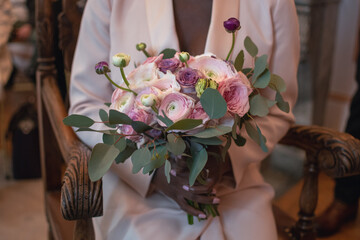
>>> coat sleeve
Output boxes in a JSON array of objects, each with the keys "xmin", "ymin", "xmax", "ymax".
[
  {"xmin": 69, "ymin": 0, "xmax": 153, "ymax": 198},
  {"xmin": 228, "ymin": 0, "xmax": 300, "ymax": 187}
]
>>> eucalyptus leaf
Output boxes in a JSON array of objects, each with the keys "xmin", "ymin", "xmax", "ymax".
[
  {"xmin": 234, "ymin": 50, "xmax": 244, "ymax": 72},
  {"xmin": 164, "ymin": 159, "xmax": 171, "ymax": 183},
  {"xmin": 166, "ymin": 119, "xmax": 202, "ymax": 132},
  {"xmin": 232, "ymin": 114, "xmax": 240, "ymax": 139},
  {"xmin": 253, "ymin": 55, "xmax": 268, "ymax": 81},
  {"xmin": 244, "ymin": 36, "xmax": 258, "ymax": 57},
  {"xmin": 103, "ymin": 133, "xmax": 115, "ymax": 145},
  {"xmin": 193, "ymin": 125, "xmax": 232, "ymax": 138},
  {"xmin": 234, "ymin": 134, "xmax": 246, "ymax": 146},
  {"xmin": 242, "ymin": 68, "xmax": 253, "ymax": 76},
  {"xmin": 189, "ymin": 142, "xmax": 208, "ymax": 186},
  {"xmin": 63, "ymin": 114, "xmax": 95, "ymax": 128},
  {"xmin": 190, "ymin": 137, "xmax": 223, "ymax": 145},
  {"xmin": 256, "ymin": 125, "xmax": 268, "ymax": 152},
  {"xmin": 104, "ymin": 102, "xmax": 111, "ymax": 107},
  {"xmin": 249, "ymin": 94, "xmax": 270, "ymax": 117},
  {"xmin": 200, "ymin": 88, "xmax": 227, "ymax": 119},
  {"xmin": 115, "ymin": 140, "xmax": 137, "ymax": 164},
  {"xmin": 114, "ymin": 137, "xmax": 127, "ymax": 152},
  {"xmin": 99, "ymin": 109, "xmax": 116, "ymax": 128},
  {"xmin": 276, "ymin": 92, "xmax": 290, "ymax": 113},
  {"xmin": 109, "ymin": 110, "xmax": 132, "ymax": 125},
  {"xmin": 244, "ymin": 120, "xmax": 268, "ymax": 152},
  {"xmin": 157, "ymin": 111, "xmax": 174, "ymax": 127},
  {"xmin": 147, "ymin": 139, "xmax": 167, "ymax": 149},
  {"xmin": 160, "ymin": 48, "xmax": 177, "ymax": 59},
  {"xmin": 253, "ymin": 69, "xmax": 271, "ymax": 89},
  {"xmin": 131, "ymin": 148, "xmax": 152, "ymax": 174},
  {"xmin": 269, "ymin": 74, "xmax": 286, "ymax": 92},
  {"xmin": 88, "ymin": 143, "xmax": 120, "ymax": 181},
  {"xmin": 143, "ymin": 145, "xmax": 167, "ymax": 174},
  {"xmin": 166, "ymin": 134, "xmax": 186, "ymax": 155},
  {"xmin": 131, "ymin": 121, "xmax": 152, "ymax": 133},
  {"xmin": 76, "ymin": 128, "xmax": 117, "ymax": 135}
]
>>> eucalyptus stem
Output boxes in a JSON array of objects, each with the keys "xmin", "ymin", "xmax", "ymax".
[{"xmin": 225, "ymin": 32, "xmax": 236, "ymax": 61}]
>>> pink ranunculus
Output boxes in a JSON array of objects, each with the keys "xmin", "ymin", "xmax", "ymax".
[
  {"xmin": 157, "ymin": 93, "xmax": 195, "ymax": 126},
  {"xmin": 188, "ymin": 54, "xmax": 236, "ymax": 83},
  {"xmin": 188, "ymin": 101, "xmax": 210, "ymax": 124},
  {"xmin": 135, "ymin": 87, "xmax": 162, "ymax": 112},
  {"xmin": 151, "ymin": 71, "xmax": 181, "ymax": 95},
  {"xmin": 218, "ymin": 73, "xmax": 253, "ymax": 117},
  {"xmin": 110, "ymin": 88, "xmax": 135, "ymax": 115},
  {"xmin": 143, "ymin": 54, "xmax": 164, "ymax": 64},
  {"xmin": 127, "ymin": 62, "xmax": 158, "ymax": 92},
  {"xmin": 120, "ymin": 107, "xmax": 153, "ymax": 142}
]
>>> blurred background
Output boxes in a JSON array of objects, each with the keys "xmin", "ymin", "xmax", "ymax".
[{"xmin": 0, "ymin": 0, "xmax": 359, "ymax": 239}]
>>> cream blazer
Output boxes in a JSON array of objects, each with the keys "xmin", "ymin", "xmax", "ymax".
[{"xmin": 70, "ymin": 0, "xmax": 299, "ymax": 239}]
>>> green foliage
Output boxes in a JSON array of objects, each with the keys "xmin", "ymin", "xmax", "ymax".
[
  {"xmin": 76, "ymin": 128, "xmax": 117, "ymax": 135},
  {"xmin": 132, "ymin": 121, "xmax": 152, "ymax": 133},
  {"xmin": 253, "ymin": 55, "xmax": 268, "ymax": 81},
  {"xmin": 190, "ymin": 137, "xmax": 223, "ymax": 145},
  {"xmin": 166, "ymin": 134, "xmax": 186, "ymax": 155},
  {"xmin": 63, "ymin": 114, "xmax": 95, "ymax": 128},
  {"xmin": 109, "ymin": 110, "xmax": 132, "ymax": 125},
  {"xmin": 189, "ymin": 142, "xmax": 208, "ymax": 186},
  {"xmin": 88, "ymin": 143, "xmax": 120, "ymax": 181},
  {"xmin": 269, "ymin": 74, "xmax": 286, "ymax": 92},
  {"xmin": 157, "ymin": 111, "xmax": 174, "ymax": 127},
  {"xmin": 164, "ymin": 159, "xmax": 171, "ymax": 183},
  {"xmin": 143, "ymin": 145, "xmax": 167, "ymax": 174},
  {"xmin": 193, "ymin": 125, "xmax": 232, "ymax": 138},
  {"xmin": 160, "ymin": 48, "xmax": 177, "ymax": 59},
  {"xmin": 99, "ymin": 109, "xmax": 116, "ymax": 128},
  {"xmin": 166, "ymin": 119, "xmax": 202, "ymax": 132},
  {"xmin": 234, "ymin": 50, "xmax": 244, "ymax": 72},
  {"xmin": 244, "ymin": 120, "xmax": 268, "ymax": 152},
  {"xmin": 200, "ymin": 88, "xmax": 227, "ymax": 119},
  {"xmin": 114, "ymin": 137, "xmax": 127, "ymax": 152},
  {"xmin": 131, "ymin": 148, "xmax": 152, "ymax": 174},
  {"xmin": 276, "ymin": 92, "xmax": 290, "ymax": 113},
  {"xmin": 244, "ymin": 37, "xmax": 258, "ymax": 57},
  {"xmin": 253, "ymin": 69, "xmax": 271, "ymax": 89},
  {"xmin": 103, "ymin": 133, "xmax": 115, "ymax": 145},
  {"xmin": 249, "ymin": 94, "xmax": 270, "ymax": 117},
  {"xmin": 115, "ymin": 140, "xmax": 137, "ymax": 164}
]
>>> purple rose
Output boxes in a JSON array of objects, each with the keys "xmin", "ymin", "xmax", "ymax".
[
  {"xmin": 176, "ymin": 68, "xmax": 203, "ymax": 87},
  {"xmin": 223, "ymin": 17, "xmax": 241, "ymax": 33},
  {"xmin": 158, "ymin": 58, "xmax": 181, "ymax": 73}
]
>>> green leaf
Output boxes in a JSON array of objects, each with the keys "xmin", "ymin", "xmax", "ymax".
[
  {"xmin": 249, "ymin": 94, "xmax": 270, "ymax": 117},
  {"xmin": 164, "ymin": 160, "xmax": 171, "ymax": 183},
  {"xmin": 193, "ymin": 125, "xmax": 232, "ymax": 138},
  {"xmin": 234, "ymin": 50, "xmax": 244, "ymax": 72},
  {"xmin": 166, "ymin": 134, "xmax": 186, "ymax": 155},
  {"xmin": 242, "ymin": 68, "xmax": 253, "ymax": 76},
  {"xmin": 244, "ymin": 36, "xmax": 258, "ymax": 57},
  {"xmin": 63, "ymin": 114, "xmax": 95, "ymax": 128},
  {"xmin": 103, "ymin": 133, "xmax": 115, "ymax": 145},
  {"xmin": 131, "ymin": 148, "xmax": 152, "ymax": 174},
  {"xmin": 232, "ymin": 114, "xmax": 240, "ymax": 139},
  {"xmin": 253, "ymin": 69, "xmax": 271, "ymax": 89},
  {"xmin": 244, "ymin": 120, "xmax": 268, "ymax": 152},
  {"xmin": 99, "ymin": 109, "xmax": 116, "ymax": 128},
  {"xmin": 190, "ymin": 137, "xmax": 223, "ymax": 145},
  {"xmin": 131, "ymin": 121, "xmax": 152, "ymax": 133},
  {"xmin": 234, "ymin": 134, "xmax": 246, "ymax": 146},
  {"xmin": 276, "ymin": 92, "xmax": 290, "ymax": 113},
  {"xmin": 189, "ymin": 142, "xmax": 208, "ymax": 186},
  {"xmin": 76, "ymin": 128, "xmax": 117, "ymax": 135},
  {"xmin": 159, "ymin": 48, "xmax": 177, "ymax": 59},
  {"xmin": 253, "ymin": 55, "xmax": 268, "ymax": 81},
  {"xmin": 166, "ymin": 119, "xmax": 202, "ymax": 132},
  {"xmin": 88, "ymin": 143, "xmax": 120, "ymax": 181},
  {"xmin": 143, "ymin": 145, "xmax": 167, "ymax": 174},
  {"xmin": 269, "ymin": 74, "xmax": 286, "ymax": 92},
  {"xmin": 104, "ymin": 102, "xmax": 111, "ymax": 107},
  {"xmin": 200, "ymin": 88, "xmax": 227, "ymax": 119},
  {"xmin": 114, "ymin": 137, "xmax": 127, "ymax": 152},
  {"xmin": 147, "ymin": 139, "xmax": 167, "ymax": 149},
  {"xmin": 115, "ymin": 140, "xmax": 137, "ymax": 164},
  {"xmin": 157, "ymin": 111, "xmax": 174, "ymax": 127},
  {"xmin": 109, "ymin": 110, "xmax": 132, "ymax": 125}
]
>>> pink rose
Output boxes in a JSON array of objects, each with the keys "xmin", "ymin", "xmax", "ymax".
[
  {"xmin": 218, "ymin": 73, "xmax": 253, "ymax": 117},
  {"xmin": 157, "ymin": 93, "xmax": 195, "ymax": 126},
  {"xmin": 120, "ymin": 107, "xmax": 153, "ymax": 142},
  {"xmin": 188, "ymin": 54, "xmax": 236, "ymax": 83}
]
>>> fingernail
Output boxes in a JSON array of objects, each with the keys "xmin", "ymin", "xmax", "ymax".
[
  {"xmin": 182, "ymin": 185, "xmax": 190, "ymax": 191},
  {"xmin": 213, "ymin": 197, "xmax": 220, "ymax": 204},
  {"xmin": 198, "ymin": 213, "xmax": 207, "ymax": 219},
  {"xmin": 211, "ymin": 188, "xmax": 217, "ymax": 194},
  {"xmin": 170, "ymin": 169, "xmax": 176, "ymax": 176}
]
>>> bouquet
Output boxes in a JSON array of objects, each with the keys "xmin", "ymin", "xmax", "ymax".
[{"xmin": 64, "ymin": 17, "xmax": 289, "ymax": 224}]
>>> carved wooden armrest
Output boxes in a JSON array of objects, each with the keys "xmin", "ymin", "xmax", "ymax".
[
  {"xmin": 40, "ymin": 76, "xmax": 103, "ymax": 220},
  {"xmin": 280, "ymin": 124, "xmax": 360, "ymax": 177}
]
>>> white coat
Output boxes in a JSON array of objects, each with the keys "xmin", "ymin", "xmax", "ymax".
[{"xmin": 69, "ymin": 0, "xmax": 300, "ymax": 239}]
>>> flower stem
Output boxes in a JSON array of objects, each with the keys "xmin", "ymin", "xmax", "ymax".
[
  {"xmin": 184, "ymin": 62, "xmax": 189, "ymax": 68},
  {"xmin": 225, "ymin": 32, "xmax": 236, "ymax": 61},
  {"xmin": 104, "ymin": 72, "xmax": 132, "ymax": 92},
  {"xmin": 120, "ymin": 66, "xmax": 130, "ymax": 88},
  {"xmin": 142, "ymin": 49, "xmax": 151, "ymax": 58}
]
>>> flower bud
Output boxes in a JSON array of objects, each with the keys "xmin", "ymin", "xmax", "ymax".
[
  {"xmin": 178, "ymin": 52, "xmax": 190, "ymax": 63},
  {"xmin": 136, "ymin": 42, "xmax": 147, "ymax": 51},
  {"xmin": 195, "ymin": 78, "xmax": 218, "ymax": 97},
  {"xmin": 141, "ymin": 93, "xmax": 157, "ymax": 107},
  {"xmin": 223, "ymin": 17, "xmax": 241, "ymax": 33},
  {"xmin": 95, "ymin": 61, "xmax": 111, "ymax": 75},
  {"xmin": 112, "ymin": 53, "xmax": 131, "ymax": 67}
]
